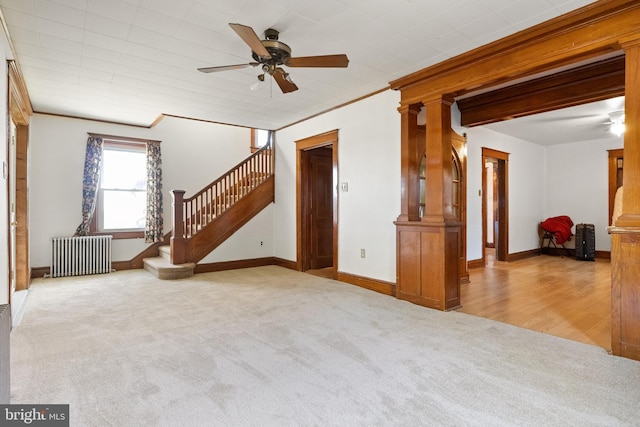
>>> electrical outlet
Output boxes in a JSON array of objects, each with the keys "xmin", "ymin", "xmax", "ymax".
[
  {"xmin": 360, "ymin": 249, "xmax": 365, "ymax": 258},
  {"xmin": 260, "ymin": 241, "xmax": 263, "ymax": 246}
]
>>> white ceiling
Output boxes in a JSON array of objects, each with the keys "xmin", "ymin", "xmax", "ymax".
[
  {"xmin": 483, "ymin": 96, "xmax": 626, "ymax": 145},
  {"xmin": 0, "ymin": 0, "xmax": 613, "ymax": 141}
]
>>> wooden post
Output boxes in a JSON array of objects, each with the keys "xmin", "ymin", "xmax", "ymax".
[
  {"xmin": 171, "ymin": 190, "xmax": 186, "ymax": 265},
  {"xmin": 609, "ymin": 39, "xmax": 640, "ymax": 360},
  {"xmin": 423, "ymin": 95, "xmax": 455, "ymax": 224}
]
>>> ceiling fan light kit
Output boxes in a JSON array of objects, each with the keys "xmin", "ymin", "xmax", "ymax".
[
  {"xmin": 198, "ymin": 23, "xmax": 349, "ymax": 94},
  {"xmin": 609, "ymin": 111, "xmax": 625, "ymax": 136}
]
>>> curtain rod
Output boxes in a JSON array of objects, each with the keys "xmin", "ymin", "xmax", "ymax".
[{"xmin": 87, "ymin": 132, "xmax": 161, "ymax": 144}]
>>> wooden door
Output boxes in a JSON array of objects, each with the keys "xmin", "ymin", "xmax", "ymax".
[
  {"xmin": 296, "ymin": 130, "xmax": 339, "ymax": 275},
  {"xmin": 482, "ymin": 148, "xmax": 509, "ymax": 263},
  {"xmin": 309, "ymin": 147, "xmax": 333, "ymax": 269}
]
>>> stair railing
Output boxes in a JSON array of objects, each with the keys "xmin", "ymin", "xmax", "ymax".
[{"xmin": 170, "ymin": 136, "xmax": 274, "ymax": 264}]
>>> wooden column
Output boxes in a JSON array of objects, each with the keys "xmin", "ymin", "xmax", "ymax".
[
  {"xmin": 423, "ymin": 95, "xmax": 456, "ymax": 224},
  {"xmin": 617, "ymin": 40, "xmax": 640, "ymax": 228},
  {"xmin": 395, "ymin": 96, "xmax": 461, "ymax": 311},
  {"xmin": 397, "ymin": 104, "xmax": 421, "ymax": 222},
  {"xmin": 610, "ymin": 39, "xmax": 640, "ymax": 360}
]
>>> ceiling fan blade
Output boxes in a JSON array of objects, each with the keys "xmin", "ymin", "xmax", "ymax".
[
  {"xmin": 272, "ymin": 68, "xmax": 298, "ymax": 93},
  {"xmin": 229, "ymin": 23, "xmax": 271, "ymax": 59},
  {"xmin": 286, "ymin": 54, "xmax": 349, "ymax": 68},
  {"xmin": 198, "ymin": 63, "xmax": 259, "ymax": 73}
]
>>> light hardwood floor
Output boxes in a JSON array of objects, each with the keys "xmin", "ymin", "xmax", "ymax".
[{"xmin": 458, "ymin": 249, "xmax": 611, "ymax": 352}]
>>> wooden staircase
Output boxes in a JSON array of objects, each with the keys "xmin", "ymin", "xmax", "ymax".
[{"xmin": 143, "ymin": 139, "xmax": 274, "ymax": 279}]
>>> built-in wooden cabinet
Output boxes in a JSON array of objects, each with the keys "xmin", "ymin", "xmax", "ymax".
[
  {"xmin": 414, "ymin": 128, "xmax": 468, "ymax": 285},
  {"xmin": 395, "ymin": 111, "xmax": 466, "ymax": 310}
]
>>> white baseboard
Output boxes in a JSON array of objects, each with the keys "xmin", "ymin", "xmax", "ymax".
[{"xmin": 11, "ymin": 290, "xmax": 29, "ymax": 327}]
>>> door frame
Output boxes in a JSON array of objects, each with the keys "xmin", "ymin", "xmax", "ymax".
[
  {"xmin": 482, "ymin": 147, "xmax": 509, "ymax": 263},
  {"xmin": 296, "ymin": 130, "xmax": 339, "ymax": 277}
]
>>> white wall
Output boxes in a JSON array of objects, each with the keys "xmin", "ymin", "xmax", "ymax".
[
  {"xmin": 27, "ymin": 89, "xmax": 619, "ymax": 283},
  {"xmin": 453, "ymin": 105, "xmax": 546, "ymax": 261},
  {"xmin": 29, "ymin": 114, "xmax": 274, "ymax": 267},
  {"xmin": 544, "ymin": 137, "xmax": 622, "ymax": 252},
  {"xmin": 274, "ymin": 90, "xmax": 401, "ymax": 283},
  {"xmin": 0, "ymin": 37, "xmax": 10, "ymax": 304}
]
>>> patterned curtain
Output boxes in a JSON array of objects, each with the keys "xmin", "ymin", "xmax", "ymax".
[
  {"xmin": 74, "ymin": 137, "xmax": 103, "ymax": 236},
  {"xmin": 145, "ymin": 141, "xmax": 163, "ymax": 243}
]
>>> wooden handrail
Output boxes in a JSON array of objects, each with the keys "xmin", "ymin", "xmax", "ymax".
[{"xmin": 170, "ymin": 136, "xmax": 275, "ymax": 264}]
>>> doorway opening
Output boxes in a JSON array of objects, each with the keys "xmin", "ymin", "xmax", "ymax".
[
  {"xmin": 296, "ymin": 130, "xmax": 338, "ymax": 278},
  {"xmin": 482, "ymin": 148, "xmax": 509, "ymax": 264}
]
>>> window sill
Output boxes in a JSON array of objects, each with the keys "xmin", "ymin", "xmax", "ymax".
[{"xmin": 89, "ymin": 231, "xmax": 144, "ymax": 240}]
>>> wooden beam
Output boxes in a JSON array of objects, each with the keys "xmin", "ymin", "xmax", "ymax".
[{"xmin": 458, "ymin": 55, "xmax": 625, "ymax": 127}]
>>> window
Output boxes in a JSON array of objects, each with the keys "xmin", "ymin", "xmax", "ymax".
[
  {"xmin": 91, "ymin": 141, "xmax": 147, "ymax": 238},
  {"xmin": 250, "ymin": 128, "xmax": 270, "ymax": 152}
]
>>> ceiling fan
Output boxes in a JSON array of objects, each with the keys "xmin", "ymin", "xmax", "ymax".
[
  {"xmin": 604, "ymin": 110, "xmax": 625, "ymax": 136},
  {"xmin": 584, "ymin": 110, "xmax": 626, "ymax": 135},
  {"xmin": 198, "ymin": 23, "xmax": 349, "ymax": 93}
]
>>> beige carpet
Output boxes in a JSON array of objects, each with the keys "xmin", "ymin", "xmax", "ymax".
[{"xmin": 10, "ymin": 266, "xmax": 640, "ymax": 426}]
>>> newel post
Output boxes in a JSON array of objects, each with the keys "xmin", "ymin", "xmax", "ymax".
[{"xmin": 171, "ymin": 190, "xmax": 186, "ymax": 264}]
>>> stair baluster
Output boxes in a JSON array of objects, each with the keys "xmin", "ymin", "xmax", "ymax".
[{"xmin": 170, "ymin": 139, "xmax": 274, "ymax": 265}]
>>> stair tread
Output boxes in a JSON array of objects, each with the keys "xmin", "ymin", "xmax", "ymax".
[
  {"xmin": 143, "ymin": 256, "xmax": 195, "ymax": 270},
  {"xmin": 143, "ymin": 256, "xmax": 196, "ymax": 280}
]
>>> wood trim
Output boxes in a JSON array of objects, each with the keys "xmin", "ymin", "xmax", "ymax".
[
  {"xmin": 272, "ymin": 257, "xmax": 298, "ymax": 270},
  {"xmin": 507, "ymin": 249, "xmax": 542, "ymax": 262},
  {"xmin": 8, "ymin": 61, "xmax": 33, "ymax": 292},
  {"xmin": 87, "ymin": 133, "xmax": 161, "ymax": 144},
  {"xmin": 458, "ymin": 55, "xmax": 626, "ymax": 127},
  {"xmin": 8, "ymin": 61, "xmax": 32, "ymax": 126},
  {"xmin": 482, "ymin": 148, "xmax": 509, "ymax": 264},
  {"xmin": 89, "ymin": 139, "xmax": 148, "ymax": 238},
  {"xmin": 467, "ymin": 258, "xmax": 484, "ymax": 269},
  {"xmin": 539, "ymin": 245, "xmax": 613, "ymax": 259},
  {"xmin": 481, "ymin": 148, "xmax": 510, "ymax": 160},
  {"xmin": 149, "ymin": 114, "xmax": 165, "ymax": 128},
  {"xmin": 336, "ymin": 271, "xmax": 396, "ymax": 296},
  {"xmin": 38, "ymin": 111, "xmax": 156, "ymax": 128},
  {"xmin": 30, "ymin": 267, "xmax": 49, "ymax": 279},
  {"xmin": 277, "ymin": 87, "xmax": 389, "ymax": 131},
  {"xmin": 296, "ymin": 130, "xmax": 339, "ymax": 274},
  {"xmin": 194, "ymin": 257, "xmax": 276, "ymax": 274},
  {"xmin": 14, "ymin": 126, "xmax": 29, "ymax": 291},
  {"xmin": 111, "ymin": 232, "xmax": 171, "ymax": 271},
  {"xmin": 33, "ymin": 88, "xmax": 388, "ymax": 133},
  {"xmin": 160, "ymin": 114, "xmax": 254, "ymax": 129}
]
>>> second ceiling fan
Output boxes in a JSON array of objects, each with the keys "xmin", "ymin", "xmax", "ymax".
[{"xmin": 198, "ymin": 23, "xmax": 349, "ymax": 93}]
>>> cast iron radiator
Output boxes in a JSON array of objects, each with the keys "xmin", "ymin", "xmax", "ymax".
[{"xmin": 50, "ymin": 235, "xmax": 113, "ymax": 278}]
